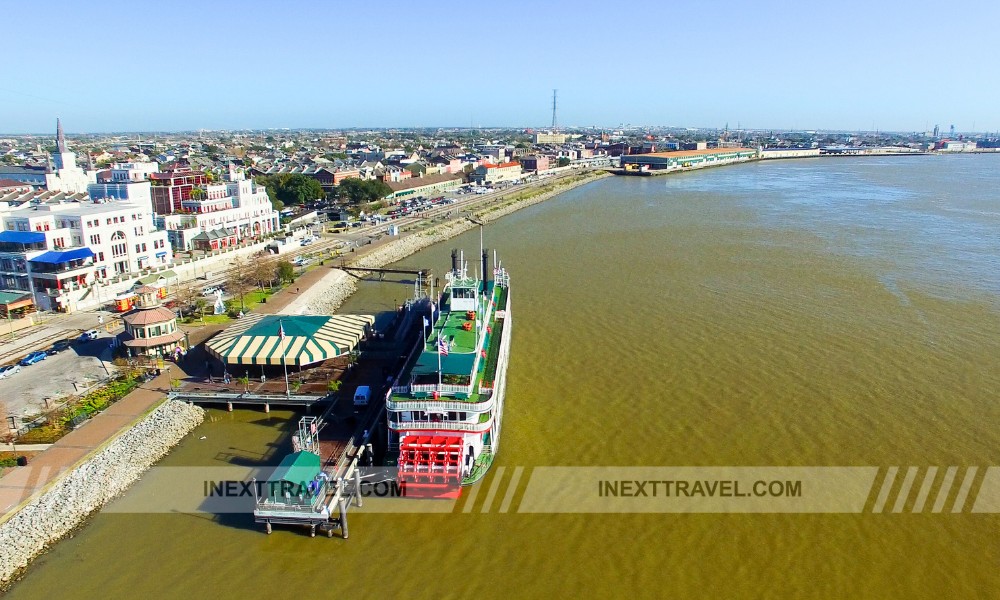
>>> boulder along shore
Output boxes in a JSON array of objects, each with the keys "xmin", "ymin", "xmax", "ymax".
[{"xmin": 0, "ymin": 401, "xmax": 205, "ymax": 587}]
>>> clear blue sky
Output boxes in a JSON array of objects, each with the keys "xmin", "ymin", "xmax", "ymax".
[{"xmin": 2, "ymin": 0, "xmax": 997, "ymax": 134}]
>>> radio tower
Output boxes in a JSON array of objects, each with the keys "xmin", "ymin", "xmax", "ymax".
[{"xmin": 551, "ymin": 89, "xmax": 558, "ymax": 131}]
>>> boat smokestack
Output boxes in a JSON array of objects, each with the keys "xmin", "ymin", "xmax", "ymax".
[
  {"xmin": 482, "ymin": 249, "xmax": 489, "ymax": 283},
  {"xmin": 451, "ymin": 249, "xmax": 459, "ymax": 274}
]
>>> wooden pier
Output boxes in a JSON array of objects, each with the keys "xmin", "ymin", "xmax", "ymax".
[{"xmin": 167, "ymin": 391, "xmax": 326, "ymax": 411}]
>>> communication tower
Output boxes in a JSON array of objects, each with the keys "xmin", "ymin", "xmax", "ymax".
[{"xmin": 551, "ymin": 89, "xmax": 558, "ymax": 131}]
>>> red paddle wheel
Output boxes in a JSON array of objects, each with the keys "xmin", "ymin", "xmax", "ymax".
[{"xmin": 397, "ymin": 435, "xmax": 465, "ymax": 498}]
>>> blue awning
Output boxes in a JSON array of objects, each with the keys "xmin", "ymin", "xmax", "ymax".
[
  {"xmin": 0, "ymin": 231, "xmax": 46, "ymax": 244},
  {"xmin": 30, "ymin": 247, "xmax": 95, "ymax": 264}
]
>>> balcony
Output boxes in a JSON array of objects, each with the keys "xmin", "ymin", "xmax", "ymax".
[
  {"xmin": 409, "ymin": 383, "xmax": 473, "ymax": 395},
  {"xmin": 386, "ymin": 395, "xmax": 494, "ymax": 414},
  {"xmin": 389, "ymin": 413, "xmax": 493, "ymax": 433}
]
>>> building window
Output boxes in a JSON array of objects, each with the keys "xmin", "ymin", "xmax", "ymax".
[{"xmin": 111, "ymin": 231, "xmax": 127, "ymax": 258}]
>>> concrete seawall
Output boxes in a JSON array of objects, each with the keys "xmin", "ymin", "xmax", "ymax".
[{"xmin": 0, "ymin": 400, "xmax": 205, "ymax": 586}]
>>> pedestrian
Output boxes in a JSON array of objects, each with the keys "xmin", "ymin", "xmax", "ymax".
[
  {"xmin": 296, "ymin": 287, "xmax": 300, "ymax": 293},
  {"xmin": 260, "ymin": 373, "xmax": 266, "ymax": 384}
]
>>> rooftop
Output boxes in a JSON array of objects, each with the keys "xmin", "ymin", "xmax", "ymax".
[{"xmin": 637, "ymin": 147, "xmax": 757, "ymax": 159}]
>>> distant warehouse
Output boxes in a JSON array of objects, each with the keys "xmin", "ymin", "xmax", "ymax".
[{"xmin": 621, "ymin": 148, "xmax": 758, "ymax": 172}]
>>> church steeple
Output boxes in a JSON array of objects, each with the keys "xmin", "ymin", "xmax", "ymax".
[
  {"xmin": 56, "ymin": 118, "xmax": 67, "ymax": 153},
  {"xmin": 51, "ymin": 117, "xmax": 76, "ymax": 171}
]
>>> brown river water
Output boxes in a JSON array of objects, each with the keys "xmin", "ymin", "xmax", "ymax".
[{"xmin": 7, "ymin": 155, "xmax": 1000, "ymax": 598}]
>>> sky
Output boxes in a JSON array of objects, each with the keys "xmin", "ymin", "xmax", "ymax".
[{"xmin": 2, "ymin": 0, "xmax": 998, "ymax": 134}]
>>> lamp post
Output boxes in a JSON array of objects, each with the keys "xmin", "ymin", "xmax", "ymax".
[{"xmin": 6, "ymin": 416, "xmax": 17, "ymax": 460}]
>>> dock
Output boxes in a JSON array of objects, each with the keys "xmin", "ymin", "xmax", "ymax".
[{"xmin": 249, "ymin": 299, "xmax": 427, "ymax": 538}]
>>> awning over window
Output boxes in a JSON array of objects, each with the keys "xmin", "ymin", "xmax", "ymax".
[
  {"xmin": 0, "ymin": 231, "xmax": 46, "ymax": 244},
  {"xmin": 30, "ymin": 247, "xmax": 95, "ymax": 264}
]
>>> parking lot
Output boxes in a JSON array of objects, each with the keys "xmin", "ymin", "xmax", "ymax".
[{"xmin": 0, "ymin": 333, "xmax": 114, "ymax": 421}]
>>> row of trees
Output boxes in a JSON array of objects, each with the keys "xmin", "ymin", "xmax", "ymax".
[
  {"xmin": 253, "ymin": 172, "xmax": 395, "ymax": 210},
  {"xmin": 335, "ymin": 178, "xmax": 393, "ymax": 205},
  {"xmin": 172, "ymin": 255, "xmax": 296, "ymax": 318},
  {"xmin": 255, "ymin": 173, "xmax": 325, "ymax": 211},
  {"xmin": 226, "ymin": 255, "xmax": 296, "ymax": 312}
]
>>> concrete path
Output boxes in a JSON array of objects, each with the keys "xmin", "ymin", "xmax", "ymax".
[
  {"xmin": 0, "ymin": 444, "xmax": 51, "ymax": 452},
  {"xmin": 0, "ymin": 355, "xmax": 203, "ymax": 521}
]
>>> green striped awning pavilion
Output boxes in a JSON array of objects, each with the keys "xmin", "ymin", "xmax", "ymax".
[{"xmin": 206, "ymin": 314, "xmax": 374, "ymax": 367}]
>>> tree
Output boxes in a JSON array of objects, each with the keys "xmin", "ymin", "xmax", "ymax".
[
  {"xmin": 256, "ymin": 173, "xmax": 323, "ymax": 207},
  {"xmin": 251, "ymin": 255, "xmax": 277, "ymax": 291},
  {"xmin": 336, "ymin": 178, "xmax": 393, "ymax": 205},
  {"xmin": 558, "ymin": 157, "xmax": 571, "ymax": 167},
  {"xmin": 277, "ymin": 260, "xmax": 295, "ymax": 284},
  {"xmin": 189, "ymin": 187, "xmax": 206, "ymax": 200},
  {"xmin": 173, "ymin": 283, "xmax": 199, "ymax": 319},
  {"xmin": 279, "ymin": 174, "xmax": 325, "ymax": 205},
  {"xmin": 193, "ymin": 297, "xmax": 208, "ymax": 322},
  {"xmin": 227, "ymin": 256, "xmax": 255, "ymax": 312}
]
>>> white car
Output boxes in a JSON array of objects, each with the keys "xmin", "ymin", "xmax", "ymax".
[
  {"xmin": 80, "ymin": 329, "xmax": 100, "ymax": 341},
  {"xmin": 202, "ymin": 287, "xmax": 219, "ymax": 296},
  {"xmin": 0, "ymin": 364, "xmax": 21, "ymax": 379}
]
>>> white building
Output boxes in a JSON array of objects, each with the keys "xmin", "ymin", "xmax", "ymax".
[
  {"xmin": 0, "ymin": 188, "xmax": 171, "ymax": 312},
  {"xmin": 470, "ymin": 161, "xmax": 523, "ymax": 185},
  {"xmin": 0, "ymin": 119, "xmax": 98, "ymax": 192},
  {"xmin": 154, "ymin": 164, "xmax": 279, "ymax": 251},
  {"xmin": 108, "ymin": 161, "xmax": 160, "ymax": 182},
  {"xmin": 45, "ymin": 119, "xmax": 99, "ymax": 193}
]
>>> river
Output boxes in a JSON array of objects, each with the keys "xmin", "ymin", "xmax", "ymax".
[{"xmin": 7, "ymin": 155, "xmax": 1000, "ymax": 598}]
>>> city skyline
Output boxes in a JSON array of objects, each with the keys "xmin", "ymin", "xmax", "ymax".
[{"xmin": 3, "ymin": 0, "xmax": 998, "ymax": 134}]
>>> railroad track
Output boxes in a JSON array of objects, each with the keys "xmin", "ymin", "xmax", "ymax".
[{"xmin": 0, "ymin": 329, "xmax": 80, "ymax": 366}]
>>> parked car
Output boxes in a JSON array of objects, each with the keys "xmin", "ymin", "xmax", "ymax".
[
  {"xmin": 79, "ymin": 329, "xmax": 100, "ymax": 342},
  {"xmin": 0, "ymin": 364, "xmax": 21, "ymax": 379},
  {"xmin": 19, "ymin": 351, "xmax": 47, "ymax": 366},
  {"xmin": 202, "ymin": 287, "xmax": 219, "ymax": 296},
  {"xmin": 48, "ymin": 339, "xmax": 73, "ymax": 354}
]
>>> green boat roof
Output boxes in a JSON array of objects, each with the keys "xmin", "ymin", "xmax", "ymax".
[
  {"xmin": 269, "ymin": 451, "xmax": 321, "ymax": 486},
  {"xmin": 414, "ymin": 281, "xmax": 498, "ymax": 376}
]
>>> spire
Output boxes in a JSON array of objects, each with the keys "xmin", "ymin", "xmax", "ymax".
[
  {"xmin": 87, "ymin": 151, "xmax": 94, "ymax": 170},
  {"xmin": 56, "ymin": 118, "xmax": 67, "ymax": 153}
]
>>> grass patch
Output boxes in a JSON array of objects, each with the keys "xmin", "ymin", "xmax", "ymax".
[
  {"xmin": 15, "ymin": 375, "xmax": 141, "ymax": 444},
  {"xmin": 199, "ymin": 314, "xmax": 232, "ymax": 324}
]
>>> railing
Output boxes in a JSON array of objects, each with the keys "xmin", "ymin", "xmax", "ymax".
[
  {"xmin": 255, "ymin": 499, "xmax": 325, "ymax": 514},
  {"xmin": 386, "ymin": 396, "xmax": 494, "ymax": 413},
  {"xmin": 409, "ymin": 383, "xmax": 472, "ymax": 395},
  {"xmin": 389, "ymin": 416, "xmax": 492, "ymax": 432},
  {"xmin": 391, "ymin": 385, "xmax": 410, "ymax": 394}
]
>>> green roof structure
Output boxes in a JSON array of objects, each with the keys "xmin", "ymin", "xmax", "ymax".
[{"xmin": 206, "ymin": 313, "xmax": 374, "ymax": 367}]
